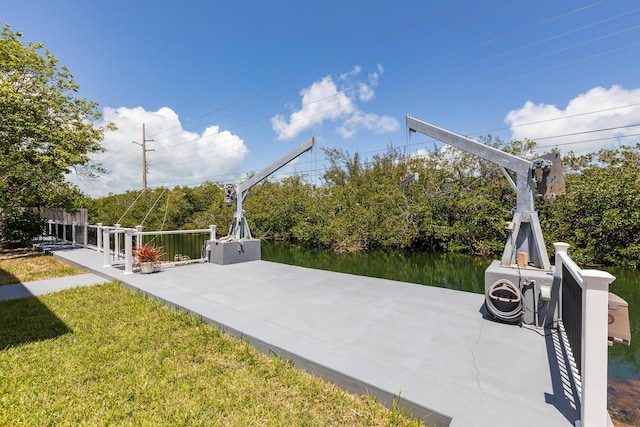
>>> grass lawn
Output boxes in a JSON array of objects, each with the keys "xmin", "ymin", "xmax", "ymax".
[
  {"xmin": 0, "ymin": 248, "xmax": 84, "ymax": 286},
  {"xmin": 0, "ymin": 281, "xmax": 423, "ymax": 426}
]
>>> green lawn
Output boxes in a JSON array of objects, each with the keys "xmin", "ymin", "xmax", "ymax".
[
  {"xmin": 0, "ymin": 248, "xmax": 83, "ymax": 286},
  {"xmin": 0, "ymin": 282, "xmax": 423, "ymax": 426}
]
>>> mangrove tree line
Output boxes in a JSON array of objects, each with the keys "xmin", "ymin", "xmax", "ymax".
[{"xmin": 85, "ymin": 140, "xmax": 640, "ymax": 268}]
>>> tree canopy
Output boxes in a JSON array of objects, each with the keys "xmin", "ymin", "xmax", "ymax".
[
  {"xmin": 86, "ymin": 142, "xmax": 640, "ymax": 268},
  {"xmin": 0, "ymin": 25, "xmax": 112, "ymax": 207},
  {"xmin": 0, "ymin": 25, "xmax": 112, "ymax": 245}
]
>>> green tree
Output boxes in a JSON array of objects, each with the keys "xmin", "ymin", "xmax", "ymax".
[
  {"xmin": 84, "ymin": 138, "xmax": 640, "ymax": 267},
  {"xmin": 0, "ymin": 25, "xmax": 113, "ymax": 244},
  {"xmin": 540, "ymin": 144, "xmax": 640, "ymax": 268},
  {"xmin": 246, "ymin": 176, "xmax": 314, "ymax": 240}
]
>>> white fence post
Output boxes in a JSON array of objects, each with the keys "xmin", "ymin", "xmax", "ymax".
[
  {"xmin": 125, "ymin": 229, "xmax": 133, "ymax": 274},
  {"xmin": 83, "ymin": 221, "xmax": 89, "ymax": 247},
  {"xmin": 63, "ymin": 221, "xmax": 67, "ymax": 242},
  {"xmin": 103, "ymin": 228, "xmax": 110, "ymax": 267},
  {"xmin": 579, "ymin": 268, "xmax": 615, "ymax": 427},
  {"xmin": 210, "ymin": 225, "xmax": 216, "ymax": 241},
  {"xmin": 72, "ymin": 221, "xmax": 77, "ymax": 245},
  {"xmin": 554, "ymin": 242, "xmax": 569, "ymax": 277},
  {"xmin": 114, "ymin": 224, "xmax": 121, "ymax": 259},
  {"xmin": 97, "ymin": 223, "xmax": 103, "ymax": 252},
  {"xmin": 136, "ymin": 225, "xmax": 143, "ymax": 248}
]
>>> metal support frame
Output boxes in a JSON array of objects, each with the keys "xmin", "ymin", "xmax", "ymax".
[
  {"xmin": 228, "ymin": 136, "xmax": 315, "ymax": 240},
  {"xmin": 406, "ymin": 115, "xmax": 551, "ymax": 270}
]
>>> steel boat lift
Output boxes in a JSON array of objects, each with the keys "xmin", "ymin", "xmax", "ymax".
[
  {"xmin": 406, "ymin": 115, "xmax": 565, "ymax": 325},
  {"xmin": 207, "ymin": 136, "xmax": 315, "ymax": 265}
]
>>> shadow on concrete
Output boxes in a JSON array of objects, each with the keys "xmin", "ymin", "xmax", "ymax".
[
  {"xmin": 35, "ymin": 241, "xmax": 83, "ymax": 254},
  {"xmin": 0, "ymin": 288, "xmax": 71, "ymax": 348},
  {"xmin": 543, "ymin": 274, "xmax": 580, "ymax": 424},
  {"xmin": 543, "ymin": 327, "xmax": 580, "ymax": 424},
  {"xmin": 480, "ymin": 285, "xmax": 580, "ymax": 424}
]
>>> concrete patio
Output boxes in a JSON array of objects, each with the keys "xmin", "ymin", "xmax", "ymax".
[{"xmin": 19, "ymin": 243, "xmax": 580, "ymax": 426}]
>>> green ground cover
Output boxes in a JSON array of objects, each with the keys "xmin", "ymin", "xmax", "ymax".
[
  {"xmin": 0, "ymin": 248, "xmax": 83, "ymax": 286},
  {"xmin": 0, "ymin": 282, "xmax": 422, "ymax": 426}
]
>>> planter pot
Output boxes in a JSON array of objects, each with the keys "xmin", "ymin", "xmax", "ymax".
[{"xmin": 140, "ymin": 262, "xmax": 155, "ymax": 274}]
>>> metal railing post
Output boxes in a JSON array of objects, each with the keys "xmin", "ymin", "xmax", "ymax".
[
  {"xmin": 210, "ymin": 225, "xmax": 216, "ymax": 241},
  {"xmin": 63, "ymin": 221, "xmax": 67, "ymax": 242},
  {"xmin": 83, "ymin": 221, "xmax": 89, "ymax": 247},
  {"xmin": 103, "ymin": 228, "xmax": 111, "ymax": 267},
  {"xmin": 97, "ymin": 223, "xmax": 103, "ymax": 252},
  {"xmin": 125, "ymin": 228, "xmax": 133, "ymax": 274},
  {"xmin": 579, "ymin": 269, "xmax": 615, "ymax": 427}
]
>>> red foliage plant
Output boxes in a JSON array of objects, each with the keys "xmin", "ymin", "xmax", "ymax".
[{"xmin": 133, "ymin": 243, "xmax": 164, "ymax": 263}]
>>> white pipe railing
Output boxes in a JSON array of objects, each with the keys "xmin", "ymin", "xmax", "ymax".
[
  {"xmin": 102, "ymin": 226, "xmax": 112, "ymax": 267},
  {"xmin": 554, "ymin": 243, "xmax": 615, "ymax": 427},
  {"xmin": 39, "ymin": 217, "xmax": 217, "ymax": 274},
  {"xmin": 125, "ymin": 228, "xmax": 134, "ymax": 274},
  {"xmin": 121, "ymin": 225, "xmax": 217, "ymax": 274}
]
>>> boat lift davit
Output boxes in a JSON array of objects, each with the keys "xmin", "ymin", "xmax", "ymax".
[
  {"xmin": 406, "ymin": 115, "xmax": 565, "ymax": 326},
  {"xmin": 206, "ymin": 136, "xmax": 315, "ymax": 265}
]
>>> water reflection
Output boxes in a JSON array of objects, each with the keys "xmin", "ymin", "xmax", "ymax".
[
  {"xmin": 262, "ymin": 240, "xmax": 490, "ymax": 294},
  {"xmin": 602, "ymin": 266, "xmax": 640, "ymax": 380}
]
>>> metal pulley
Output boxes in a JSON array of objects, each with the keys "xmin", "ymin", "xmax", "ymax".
[
  {"xmin": 530, "ymin": 153, "xmax": 565, "ymax": 201},
  {"xmin": 223, "ymin": 184, "xmax": 236, "ymax": 206}
]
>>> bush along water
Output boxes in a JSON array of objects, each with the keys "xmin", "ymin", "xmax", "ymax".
[{"xmin": 87, "ymin": 142, "xmax": 640, "ymax": 268}]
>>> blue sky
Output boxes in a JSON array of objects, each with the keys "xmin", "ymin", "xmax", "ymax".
[{"xmin": 4, "ymin": 0, "xmax": 640, "ymax": 197}]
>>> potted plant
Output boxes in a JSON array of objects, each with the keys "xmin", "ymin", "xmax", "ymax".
[{"xmin": 133, "ymin": 243, "xmax": 164, "ymax": 273}]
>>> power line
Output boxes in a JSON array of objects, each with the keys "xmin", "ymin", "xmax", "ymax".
[
  {"xmin": 151, "ymin": 3, "xmax": 639, "ymax": 159},
  {"xmin": 93, "ymin": 1, "xmax": 640, "ymax": 192},
  {"xmin": 157, "ymin": 0, "xmax": 612, "ymax": 146},
  {"xmin": 532, "ymin": 123, "xmax": 640, "ymax": 142},
  {"xmin": 144, "ymin": 0, "xmax": 472, "ymax": 142}
]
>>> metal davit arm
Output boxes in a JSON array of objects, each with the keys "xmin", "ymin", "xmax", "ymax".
[
  {"xmin": 230, "ymin": 136, "xmax": 315, "ymax": 241},
  {"xmin": 406, "ymin": 115, "xmax": 550, "ymax": 270},
  {"xmin": 406, "ymin": 115, "xmax": 535, "ymax": 212}
]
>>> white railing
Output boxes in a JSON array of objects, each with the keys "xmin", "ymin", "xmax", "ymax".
[
  {"xmin": 45, "ymin": 220, "xmax": 96, "ymax": 247},
  {"xmin": 554, "ymin": 242, "xmax": 615, "ymax": 427},
  {"xmin": 41, "ymin": 219, "xmax": 217, "ymax": 273},
  {"xmin": 99, "ymin": 225, "xmax": 217, "ymax": 274}
]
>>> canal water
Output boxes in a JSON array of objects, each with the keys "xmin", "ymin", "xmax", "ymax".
[{"xmin": 261, "ymin": 240, "xmax": 639, "ymax": 382}]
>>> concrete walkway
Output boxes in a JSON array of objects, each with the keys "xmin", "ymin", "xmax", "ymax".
[
  {"xmin": 0, "ymin": 273, "xmax": 107, "ymax": 301},
  {"xmin": 24, "ymin": 243, "xmax": 579, "ymax": 427}
]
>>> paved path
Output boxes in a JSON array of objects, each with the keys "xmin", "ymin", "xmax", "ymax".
[
  {"xmin": 0, "ymin": 273, "xmax": 107, "ymax": 301},
  {"xmin": 22, "ymin": 243, "xmax": 579, "ymax": 427}
]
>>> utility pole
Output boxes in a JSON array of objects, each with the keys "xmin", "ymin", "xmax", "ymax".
[{"xmin": 133, "ymin": 123, "xmax": 154, "ymax": 190}]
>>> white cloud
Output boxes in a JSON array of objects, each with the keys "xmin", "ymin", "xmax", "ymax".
[
  {"xmin": 272, "ymin": 64, "xmax": 397, "ymax": 140},
  {"xmin": 66, "ymin": 106, "xmax": 248, "ymax": 197},
  {"xmin": 271, "ymin": 76, "xmax": 355, "ymax": 140},
  {"xmin": 505, "ymin": 85, "xmax": 640, "ymax": 154},
  {"xmin": 358, "ymin": 82, "xmax": 375, "ymax": 102},
  {"xmin": 338, "ymin": 111, "xmax": 399, "ymax": 138},
  {"xmin": 339, "ymin": 65, "xmax": 361, "ymax": 80},
  {"xmin": 368, "ymin": 64, "xmax": 383, "ymax": 86}
]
